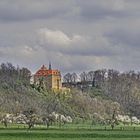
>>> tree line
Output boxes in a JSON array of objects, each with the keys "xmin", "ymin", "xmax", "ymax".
[{"xmin": 63, "ymin": 70, "xmax": 140, "ymax": 118}]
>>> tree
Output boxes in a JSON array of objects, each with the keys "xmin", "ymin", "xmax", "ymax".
[
  {"xmin": 23, "ymin": 109, "xmax": 38, "ymax": 129},
  {"xmin": 71, "ymin": 73, "xmax": 78, "ymax": 83},
  {"xmin": 63, "ymin": 73, "xmax": 72, "ymax": 83},
  {"xmin": 80, "ymin": 72, "xmax": 88, "ymax": 83}
]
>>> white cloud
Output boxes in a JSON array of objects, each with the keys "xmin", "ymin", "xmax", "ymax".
[
  {"xmin": 37, "ymin": 27, "xmax": 115, "ymax": 58},
  {"xmin": 39, "ymin": 28, "xmax": 71, "ymax": 46},
  {"xmin": 38, "ymin": 28, "xmax": 85, "ymax": 47},
  {"xmin": 38, "ymin": 28, "xmax": 86, "ymax": 51}
]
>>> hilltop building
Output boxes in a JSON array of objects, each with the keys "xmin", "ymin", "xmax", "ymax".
[{"xmin": 33, "ymin": 64, "xmax": 62, "ymax": 90}]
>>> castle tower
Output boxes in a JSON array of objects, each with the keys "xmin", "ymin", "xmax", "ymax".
[{"xmin": 34, "ymin": 64, "xmax": 62, "ymax": 90}]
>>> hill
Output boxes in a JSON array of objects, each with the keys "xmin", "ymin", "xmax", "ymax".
[
  {"xmin": 0, "ymin": 62, "xmax": 140, "ymax": 130},
  {"xmin": 0, "ymin": 62, "xmax": 124, "ymax": 123}
]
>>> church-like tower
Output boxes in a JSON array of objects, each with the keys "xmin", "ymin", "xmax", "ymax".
[{"xmin": 34, "ymin": 64, "xmax": 62, "ymax": 90}]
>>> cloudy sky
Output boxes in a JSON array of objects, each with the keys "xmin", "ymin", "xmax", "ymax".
[{"xmin": 0, "ymin": 0, "xmax": 140, "ymax": 74}]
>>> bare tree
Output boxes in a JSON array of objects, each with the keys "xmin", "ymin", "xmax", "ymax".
[
  {"xmin": 71, "ymin": 73, "xmax": 78, "ymax": 83},
  {"xmin": 63, "ymin": 73, "xmax": 72, "ymax": 83}
]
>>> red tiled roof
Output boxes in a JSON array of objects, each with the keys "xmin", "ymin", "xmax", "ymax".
[{"xmin": 34, "ymin": 65, "xmax": 60, "ymax": 77}]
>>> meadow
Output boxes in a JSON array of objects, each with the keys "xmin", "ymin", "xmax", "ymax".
[{"xmin": 0, "ymin": 124, "xmax": 140, "ymax": 140}]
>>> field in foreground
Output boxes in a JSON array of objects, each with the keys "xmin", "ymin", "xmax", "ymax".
[{"xmin": 0, "ymin": 126, "xmax": 140, "ymax": 140}]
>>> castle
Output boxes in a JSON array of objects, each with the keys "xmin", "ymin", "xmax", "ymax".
[{"xmin": 33, "ymin": 63, "xmax": 62, "ymax": 90}]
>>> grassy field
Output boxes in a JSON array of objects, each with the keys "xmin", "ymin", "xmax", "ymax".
[{"xmin": 0, "ymin": 125, "xmax": 140, "ymax": 140}]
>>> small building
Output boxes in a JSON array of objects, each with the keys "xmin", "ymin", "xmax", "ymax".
[{"xmin": 33, "ymin": 64, "xmax": 62, "ymax": 90}]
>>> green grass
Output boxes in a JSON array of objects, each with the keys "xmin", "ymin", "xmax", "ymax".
[{"xmin": 0, "ymin": 125, "xmax": 140, "ymax": 140}]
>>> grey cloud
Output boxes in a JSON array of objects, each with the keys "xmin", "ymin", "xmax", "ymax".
[
  {"xmin": 0, "ymin": 0, "xmax": 75, "ymax": 22},
  {"xmin": 0, "ymin": 0, "xmax": 140, "ymax": 73},
  {"xmin": 79, "ymin": 5, "xmax": 125, "ymax": 20},
  {"xmin": 0, "ymin": 50, "xmax": 4, "ymax": 57},
  {"xmin": 59, "ymin": 42, "xmax": 116, "ymax": 57},
  {"xmin": 0, "ymin": 0, "xmax": 140, "ymax": 23},
  {"xmin": 75, "ymin": 0, "xmax": 140, "ymax": 21},
  {"xmin": 105, "ymin": 29, "xmax": 140, "ymax": 48}
]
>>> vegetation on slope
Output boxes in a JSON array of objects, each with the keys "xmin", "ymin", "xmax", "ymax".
[{"xmin": 0, "ymin": 62, "xmax": 140, "ymax": 129}]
